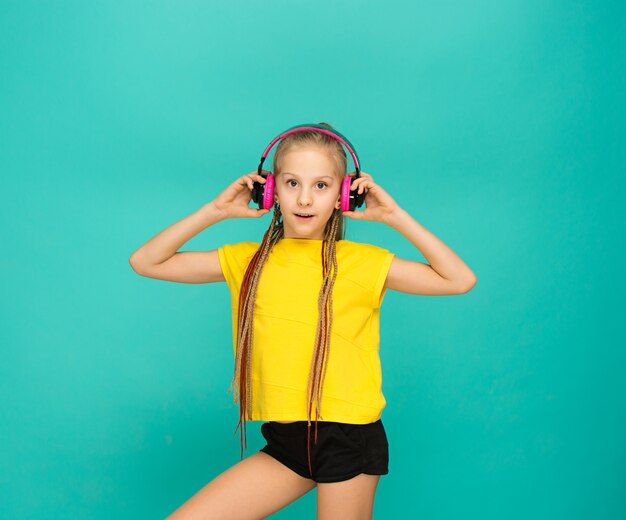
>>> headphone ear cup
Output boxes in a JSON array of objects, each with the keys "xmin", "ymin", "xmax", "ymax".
[
  {"xmin": 340, "ymin": 176, "xmax": 352, "ymax": 211},
  {"xmin": 262, "ymin": 173, "xmax": 275, "ymax": 210},
  {"xmin": 252, "ymin": 172, "xmax": 275, "ymax": 209},
  {"xmin": 354, "ymin": 187, "xmax": 366, "ymax": 209},
  {"xmin": 341, "ymin": 175, "xmax": 365, "ymax": 211}
]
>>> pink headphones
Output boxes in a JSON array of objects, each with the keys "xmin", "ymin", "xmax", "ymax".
[{"xmin": 250, "ymin": 123, "xmax": 366, "ymax": 212}]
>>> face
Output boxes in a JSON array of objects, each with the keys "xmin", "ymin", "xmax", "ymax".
[{"xmin": 273, "ymin": 145, "xmax": 342, "ymax": 240}]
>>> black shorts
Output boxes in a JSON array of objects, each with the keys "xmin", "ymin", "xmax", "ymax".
[{"xmin": 259, "ymin": 419, "xmax": 389, "ymax": 483}]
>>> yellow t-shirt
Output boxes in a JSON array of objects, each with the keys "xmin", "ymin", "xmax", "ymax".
[{"xmin": 217, "ymin": 237, "xmax": 395, "ymax": 424}]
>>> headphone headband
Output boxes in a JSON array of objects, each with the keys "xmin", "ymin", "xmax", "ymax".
[
  {"xmin": 257, "ymin": 123, "xmax": 361, "ymax": 175},
  {"xmin": 251, "ymin": 123, "xmax": 366, "ymax": 211}
]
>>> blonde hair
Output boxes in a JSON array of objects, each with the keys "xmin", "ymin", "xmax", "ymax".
[{"xmin": 228, "ymin": 122, "xmax": 348, "ymax": 475}]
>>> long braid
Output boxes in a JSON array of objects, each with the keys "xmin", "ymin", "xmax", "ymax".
[{"xmin": 228, "ymin": 203, "xmax": 284, "ymax": 460}]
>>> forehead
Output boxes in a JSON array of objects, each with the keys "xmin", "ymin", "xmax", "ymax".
[{"xmin": 279, "ymin": 146, "xmax": 340, "ymax": 179}]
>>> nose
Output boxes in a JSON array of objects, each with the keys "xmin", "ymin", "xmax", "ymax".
[{"xmin": 297, "ymin": 187, "xmax": 313, "ymax": 207}]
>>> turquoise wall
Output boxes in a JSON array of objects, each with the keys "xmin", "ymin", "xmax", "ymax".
[{"xmin": 1, "ymin": 1, "xmax": 624, "ymax": 518}]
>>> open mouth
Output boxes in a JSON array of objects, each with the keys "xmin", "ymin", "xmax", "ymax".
[{"xmin": 294, "ymin": 213, "xmax": 315, "ymax": 220}]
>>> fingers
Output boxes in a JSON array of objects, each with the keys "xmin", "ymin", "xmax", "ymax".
[
  {"xmin": 241, "ymin": 173, "xmax": 267, "ymax": 190},
  {"xmin": 350, "ymin": 172, "xmax": 374, "ymax": 193}
]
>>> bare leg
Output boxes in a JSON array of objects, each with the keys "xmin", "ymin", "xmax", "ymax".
[
  {"xmin": 166, "ymin": 452, "xmax": 317, "ymax": 520},
  {"xmin": 316, "ymin": 474, "xmax": 381, "ymax": 520}
]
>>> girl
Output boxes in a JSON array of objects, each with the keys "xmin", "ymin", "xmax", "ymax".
[{"xmin": 130, "ymin": 122, "xmax": 476, "ymax": 519}]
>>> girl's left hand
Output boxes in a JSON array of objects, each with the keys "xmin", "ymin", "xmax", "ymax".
[{"xmin": 342, "ymin": 171, "xmax": 400, "ymax": 224}]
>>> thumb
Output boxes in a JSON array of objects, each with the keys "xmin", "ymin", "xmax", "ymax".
[
  {"xmin": 249, "ymin": 208, "xmax": 269, "ymax": 218},
  {"xmin": 342, "ymin": 210, "xmax": 362, "ymax": 219}
]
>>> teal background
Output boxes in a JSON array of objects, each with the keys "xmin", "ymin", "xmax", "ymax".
[{"xmin": 1, "ymin": 1, "xmax": 624, "ymax": 518}]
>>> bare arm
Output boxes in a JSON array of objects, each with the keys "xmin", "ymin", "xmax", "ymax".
[
  {"xmin": 343, "ymin": 171, "xmax": 477, "ymax": 296},
  {"xmin": 385, "ymin": 208, "xmax": 477, "ymax": 294},
  {"xmin": 128, "ymin": 172, "xmax": 270, "ymax": 283},
  {"xmin": 128, "ymin": 202, "xmax": 227, "ymax": 283}
]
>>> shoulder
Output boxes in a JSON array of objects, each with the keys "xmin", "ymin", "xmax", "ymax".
[
  {"xmin": 217, "ymin": 241, "xmax": 261, "ymax": 266},
  {"xmin": 337, "ymin": 239, "xmax": 393, "ymax": 257},
  {"xmin": 219, "ymin": 241, "xmax": 260, "ymax": 254},
  {"xmin": 337, "ymin": 240, "xmax": 395, "ymax": 307},
  {"xmin": 336, "ymin": 239, "xmax": 395, "ymax": 274},
  {"xmin": 217, "ymin": 241, "xmax": 261, "ymax": 288}
]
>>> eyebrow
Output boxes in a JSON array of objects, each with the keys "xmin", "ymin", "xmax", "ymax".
[{"xmin": 282, "ymin": 172, "xmax": 335, "ymax": 181}]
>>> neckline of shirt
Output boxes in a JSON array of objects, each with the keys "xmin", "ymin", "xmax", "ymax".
[{"xmin": 280, "ymin": 238, "xmax": 323, "ymax": 242}]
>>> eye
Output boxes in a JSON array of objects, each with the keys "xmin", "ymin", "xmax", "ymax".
[{"xmin": 286, "ymin": 179, "xmax": 329, "ymax": 189}]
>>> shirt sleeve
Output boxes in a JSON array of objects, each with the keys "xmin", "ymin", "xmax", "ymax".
[
  {"xmin": 369, "ymin": 245, "xmax": 395, "ymax": 308},
  {"xmin": 217, "ymin": 241, "xmax": 260, "ymax": 291}
]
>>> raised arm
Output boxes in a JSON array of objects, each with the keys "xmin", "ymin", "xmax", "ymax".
[
  {"xmin": 384, "ymin": 208, "xmax": 477, "ymax": 295},
  {"xmin": 342, "ymin": 171, "xmax": 477, "ymax": 296},
  {"xmin": 129, "ymin": 172, "xmax": 270, "ymax": 284},
  {"xmin": 129, "ymin": 202, "xmax": 228, "ymax": 283}
]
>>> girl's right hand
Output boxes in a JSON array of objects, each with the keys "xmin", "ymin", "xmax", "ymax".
[{"xmin": 211, "ymin": 171, "xmax": 272, "ymax": 220}]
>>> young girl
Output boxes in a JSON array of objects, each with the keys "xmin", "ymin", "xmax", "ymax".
[{"xmin": 130, "ymin": 122, "xmax": 476, "ymax": 519}]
